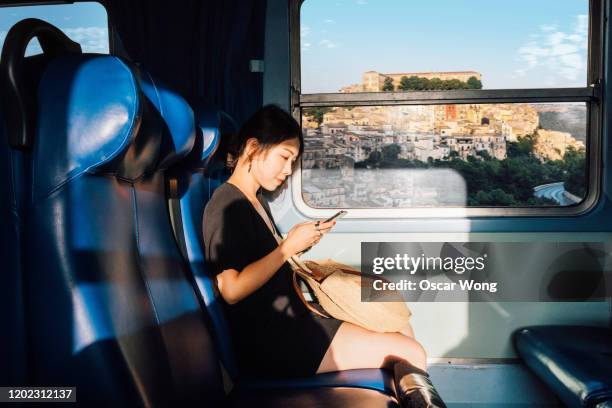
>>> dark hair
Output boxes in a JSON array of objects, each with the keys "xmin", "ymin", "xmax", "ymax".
[{"xmin": 226, "ymin": 105, "xmax": 303, "ymax": 169}]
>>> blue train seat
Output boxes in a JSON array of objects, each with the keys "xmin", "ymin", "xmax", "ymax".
[
  {"xmin": 0, "ymin": 18, "xmax": 82, "ymax": 387},
  {"xmin": 24, "ymin": 52, "xmax": 227, "ymax": 406},
  {"xmin": 165, "ymin": 102, "xmax": 237, "ymax": 377},
  {"xmin": 514, "ymin": 325, "xmax": 612, "ymax": 408},
  {"xmin": 10, "ymin": 18, "xmax": 399, "ymax": 407},
  {"xmin": 169, "ymin": 103, "xmax": 397, "ymax": 397}
]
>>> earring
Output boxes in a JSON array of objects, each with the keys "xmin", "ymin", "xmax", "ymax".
[{"xmin": 248, "ymin": 161, "xmax": 252, "ymax": 173}]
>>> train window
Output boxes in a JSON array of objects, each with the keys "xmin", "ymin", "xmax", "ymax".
[
  {"xmin": 0, "ymin": 2, "xmax": 109, "ymax": 58},
  {"xmin": 293, "ymin": 0, "xmax": 601, "ymax": 217},
  {"xmin": 301, "ymin": 102, "xmax": 586, "ymax": 208}
]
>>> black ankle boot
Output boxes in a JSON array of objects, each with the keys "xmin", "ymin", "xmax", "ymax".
[{"xmin": 393, "ymin": 362, "xmax": 447, "ymax": 408}]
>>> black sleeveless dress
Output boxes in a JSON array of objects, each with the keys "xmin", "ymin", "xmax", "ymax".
[{"xmin": 203, "ymin": 182, "xmax": 343, "ymax": 378}]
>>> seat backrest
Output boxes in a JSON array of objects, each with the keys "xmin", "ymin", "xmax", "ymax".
[
  {"xmin": 24, "ymin": 51, "xmax": 225, "ymax": 406},
  {"xmin": 168, "ymin": 104, "xmax": 239, "ymax": 377},
  {"xmin": 0, "ymin": 18, "xmax": 82, "ymax": 387}
]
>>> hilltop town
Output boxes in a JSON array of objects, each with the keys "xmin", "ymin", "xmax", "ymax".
[{"xmin": 301, "ymin": 71, "xmax": 586, "ymax": 207}]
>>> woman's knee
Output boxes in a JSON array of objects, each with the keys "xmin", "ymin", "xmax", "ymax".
[
  {"xmin": 316, "ymin": 322, "xmax": 427, "ymax": 373},
  {"xmin": 384, "ymin": 335, "xmax": 427, "ymax": 370},
  {"xmin": 408, "ymin": 338, "xmax": 428, "ymax": 369}
]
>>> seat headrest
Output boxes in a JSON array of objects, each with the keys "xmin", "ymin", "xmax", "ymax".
[
  {"xmin": 32, "ymin": 55, "xmax": 161, "ymax": 201},
  {"xmin": 190, "ymin": 102, "xmax": 238, "ymax": 169},
  {"xmin": 137, "ymin": 69, "xmax": 196, "ymax": 170},
  {"xmin": 0, "ymin": 18, "xmax": 82, "ymax": 149}
]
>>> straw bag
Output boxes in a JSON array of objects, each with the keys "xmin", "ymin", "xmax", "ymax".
[{"xmin": 290, "ymin": 257, "xmax": 412, "ymax": 333}]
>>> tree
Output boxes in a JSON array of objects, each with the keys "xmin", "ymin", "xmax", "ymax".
[
  {"xmin": 469, "ymin": 189, "xmax": 517, "ymax": 206},
  {"xmin": 382, "ymin": 144, "xmax": 401, "ymax": 161},
  {"xmin": 429, "ymin": 78, "xmax": 443, "ymax": 89},
  {"xmin": 507, "ymin": 133, "xmax": 537, "ymax": 158},
  {"xmin": 366, "ymin": 150, "xmax": 383, "ymax": 166},
  {"xmin": 396, "ymin": 76, "xmax": 478, "ymax": 91},
  {"xmin": 398, "ymin": 75, "xmax": 422, "ymax": 91},
  {"xmin": 476, "ymin": 150, "xmax": 492, "ymax": 160},
  {"xmin": 398, "ymin": 76, "xmax": 410, "ymax": 91},
  {"xmin": 467, "ymin": 76, "xmax": 483, "ymax": 89},
  {"xmin": 445, "ymin": 79, "xmax": 465, "ymax": 90},
  {"xmin": 382, "ymin": 77, "xmax": 394, "ymax": 91},
  {"xmin": 305, "ymin": 107, "xmax": 332, "ymax": 125},
  {"xmin": 563, "ymin": 146, "xmax": 586, "ymax": 198},
  {"xmin": 415, "ymin": 77, "xmax": 430, "ymax": 90}
]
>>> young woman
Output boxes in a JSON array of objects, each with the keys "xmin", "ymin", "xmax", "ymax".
[{"xmin": 203, "ymin": 105, "xmax": 445, "ymax": 407}]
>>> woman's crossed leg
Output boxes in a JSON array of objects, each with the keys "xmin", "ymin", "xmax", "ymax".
[{"xmin": 315, "ymin": 321, "xmax": 427, "ymax": 374}]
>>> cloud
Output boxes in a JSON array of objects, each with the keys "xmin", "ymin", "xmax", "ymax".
[
  {"xmin": 515, "ymin": 15, "xmax": 587, "ymax": 82},
  {"xmin": 539, "ymin": 24, "xmax": 558, "ymax": 32},
  {"xmin": 64, "ymin": 26, "xmax": 109, "ymax": 53},
  {"xmin": 301, "ymin": 24, "xmax": 340, "ymax": 50},
  {"xmin": 19, "ymin": 26, "xmax": 109, "ymax": 56},
  {"xmin": 513, "ymin": 68, "xmax": 527, "ymax": 77},
  {"xmin": 319, "ymin": 39, "xmax": 338, "ymax": 49}
]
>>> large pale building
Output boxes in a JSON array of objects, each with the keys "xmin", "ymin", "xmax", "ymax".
[
  {"xmin": 534, "ymin": 130, "xmax": 585, "ymax": 161},
  {"xmin": 340, "ymin": 70, "xmax": 482, "ymax": 92}
]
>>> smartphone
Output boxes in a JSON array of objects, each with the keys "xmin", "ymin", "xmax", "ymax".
[
  {"xmin": 322, "ymin": 210, "xmax": 347, "ymax": 223},
  {"xmin": 297, "ymin": 210, "xmax": 347, "ymax": 256}
]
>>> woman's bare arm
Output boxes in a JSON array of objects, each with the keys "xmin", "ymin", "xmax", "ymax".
[
  {"xmin": 215, "ymin": 241, "xmax": 293, "ymax": 305},
  {"xmin": 215, "ymin": 220, "xmax": 335, "ymax": 304}
]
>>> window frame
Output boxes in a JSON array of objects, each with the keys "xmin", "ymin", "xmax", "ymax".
[{"xmin": 290, "ymin": 0, "xmax": 604, "ymax": 218}]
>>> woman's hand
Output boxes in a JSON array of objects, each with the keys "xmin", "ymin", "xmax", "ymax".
[{"xmin": 282, "ymin": 220, "xmax": 336, "ymax": 256}]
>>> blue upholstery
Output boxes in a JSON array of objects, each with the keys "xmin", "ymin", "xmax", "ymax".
[
  {"xmin": 0, "ymin": 19, "xmax": 78, "ymax": 386},
  {"xmin": 0, "ymin": 108, "xmax": 29, "ymax": 386},
  {"xmin": 514, "ymin": 325, "xmax": 612, "ymax": 408},
  {"xmin": 25, "ymin": 55, "xmax": 225, "ymax": 406},
  {"xmin": 172, "ymin": 104, "xmax": 237, "ymax": 376},
  {"xmin": 138, "ymin": 70, "xmax": 196, "ymax": 170},
  {"xmin": 32, "ymin": 55, "xmax": 146, "ymax": 200},
  {"xmin": 195, "ymin": 105, "xmax": 237, "ymax": 166},
  {"xmin": 240, "ymin": 368, "xmax": 396, "ymax": 395}
]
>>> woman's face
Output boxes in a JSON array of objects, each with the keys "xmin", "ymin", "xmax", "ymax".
[{"xmin": 250, "ymin": 137, "xmax": 300, "ymax": 191}]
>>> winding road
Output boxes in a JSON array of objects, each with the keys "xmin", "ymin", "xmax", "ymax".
[{"xmin": 533, "ymin": 182, "xmax": 577, "ymax": 206}]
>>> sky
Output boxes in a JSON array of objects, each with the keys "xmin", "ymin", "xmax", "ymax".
[
  {"xmin": 301, "ymin": 0, "xmax": 590, "ymax": 92},
  {"xmin": 0, "ymin": 1, "xmax": 589, "ymax": 92},
  {"xmin": 0, "ymin": 2, "xmax": 109, "ymax": 56}
]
